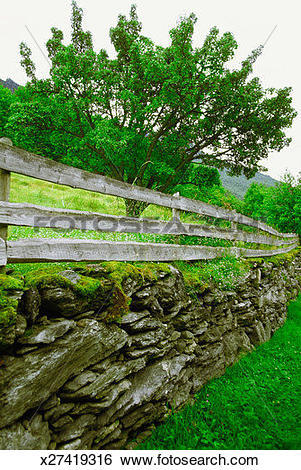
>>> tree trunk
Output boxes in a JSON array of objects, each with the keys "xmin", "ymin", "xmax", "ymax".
[{"xmin": 125, "ymin": 199, "xmax": 149, "ymax": 218}]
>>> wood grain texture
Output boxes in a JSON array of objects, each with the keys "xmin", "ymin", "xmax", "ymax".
[
  {"xmin": 0, "ymin": 170, "xmax": 10, "ymax": 240},
  {"xmin": 0, "ymin": 169, "xmax": 10, "ymax": 270},
  {"xmin": 6, "ymin": 239, "xmax": 298, "ymax": 263},
  {"xmin": 0, "ymin": 238, "xmax": 7, "ymax": 266},
  {"xmin": 0, "ymin": 170, "xmax": 10, "ymax": 200},
  {"xmin": 0, "ymin": 201, "xmax": 298, "ymax": 247},
  {"xmin": 0, "ymin": 143, "xmax": 296, "ymax": 238}
]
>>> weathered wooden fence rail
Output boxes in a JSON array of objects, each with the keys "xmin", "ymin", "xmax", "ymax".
[
  {"xmin": 0, "ymin": 202, "xmax": 298, "ymax": 247},
  {"xmin": 0, "ymin": 239, "xmax": 297, "ymax": 266},
  {"xmin": 0, "ymin": 141, "xmax": 299, "ymax": 266}
]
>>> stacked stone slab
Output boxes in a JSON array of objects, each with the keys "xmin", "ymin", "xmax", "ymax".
[{"xmin": 0, "ymin": 255, "xmax": 300, "ymax": 449}]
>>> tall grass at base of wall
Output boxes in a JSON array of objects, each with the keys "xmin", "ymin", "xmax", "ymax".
[{"xmin": 138, "ymin": 295, "xmax": 301, "ymax": 450}]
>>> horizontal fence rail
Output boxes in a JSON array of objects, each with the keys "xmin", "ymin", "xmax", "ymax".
[
  {"xmin": 1, "ymin": 239, "xmax": 298, "ymax": 265},
  {"xmin": 0, "ymin": 201, "xmax": 298, "ymax": 247},
  {"xmin": 0, "ymin": 141, "xmax": 299, "ymax": 266}
]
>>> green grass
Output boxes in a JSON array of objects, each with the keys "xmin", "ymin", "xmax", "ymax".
[
  {"xmin": 8, "ymin": 173, "xmax": 274, "ymax": 249},
  {"xmin": 8, "ymin": 174, "xmax": 210, "ymax": 245},
  {"xmin": 174, "ymin": 254, "xmax": 249, "ymax": 291},
  {"xmin": 138, "ymin": 295, "xmax": 301, "ymax": 450}
]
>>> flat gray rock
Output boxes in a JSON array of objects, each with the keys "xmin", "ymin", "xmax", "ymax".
[
  {"xmin": 18, "ymin": 320, "xmax": 76, "ymax": 344},
  {"xmin": 0, "ymin": 321, "xmax": 128, "ymax": 428},
  {"xmin": 55, "ymin": 414, "xmax": 96, "ymax": 443},
  {"xmin": 0, "ymin": 415, "xmax": 51, "ymax": 450},
  {"xmin": 119, "ymin": 310, "xmax": 151, "ymax": 325},
  {"xmin": 61, "ymin": 358, "xmax": 144, "ymax": 400},
  {"xmin": 104, "ymin": 354, "xmax": 192, "ymax": 422}
]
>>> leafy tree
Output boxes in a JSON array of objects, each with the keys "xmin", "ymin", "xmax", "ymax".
[
  {"xmin": 178, "ymin": 180, "xmax": 244, "ymax": 213},
  {"xmin": 174, "ymin": 162, "xmax": 245, "ymax": 212},
  {"xmin": 243, "ymin": 175, "xmax": 301, "ymax": 236},
  {"xmin": 8, "ymin": 1, "xmax": 297, "ymax": 215},
  {"xmin": 243, "ymin": 182, "xmax": 271, "ymax": 221},
  {"xmin": 265, "ymin": 174, "xmax": 301, "ymax": 236},
  {"xmin": 179, "ymin": 163, "xmax": 221, "ymax": 188},
  {"xmin": 0, "ymin": 85, "xmax": 13, "ymax": 137}
]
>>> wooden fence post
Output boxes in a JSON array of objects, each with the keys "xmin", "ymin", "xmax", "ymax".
[
  {"xmin": 0, "ymin": 138, "xmax": 12, "ymax": 272},
  {"xmin": 231, "ymin": 213, "xmax": 238, "ymax": 247},
  {"xmin": 172, "ymin": 192, "xmax": 181, "ymax": 220},
  {"xmin": 171, "ymin": 192, "xmax": 181, "ymax": 245},
  {"xmin": 231, "ymin": 220, "xmax": 238, "ymax": 231}
]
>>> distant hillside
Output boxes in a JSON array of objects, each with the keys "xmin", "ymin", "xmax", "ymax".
[
  {"xmin": 219, "ymin": 169, "xmax": 278, "ymax": 199},
  {"xmin": 0, "ymin": 78, "xmax": 20, "ymax": 93}
]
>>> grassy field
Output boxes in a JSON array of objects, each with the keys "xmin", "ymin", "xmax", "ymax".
[
  {"xmin": 8, "ymin": 173, "xmax": 231, "ymax": 246},
  {"xmin": 138, "ymin": 295, "xmax": 301, "ymax": 450},
  {"xmin": 7, "ymin": 173, "xmax": 282, "ymax": 251}
]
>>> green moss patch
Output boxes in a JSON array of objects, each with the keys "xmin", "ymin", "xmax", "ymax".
[
  {"xmin": 247, "ymin": 247, "xmax": 300, "ymax": 267},
  {"xmin": 79, "ymin": 261, "xmax": 171, "ymax": 285},
  {"xmin": 0, "ymin": 273, "xmax": 24, "ymax": 292},
  {"xmin": 174, "ymin": 255, "xmax": 249, "ymax": 293},
  {"xmin": 22, "ymin": 264, "xmax": 145, "ymax": 322},
  {"xmin": 24, "ymin": 267, "xmax": 102, "ymax": 299},
  {"xmin": 0, "ymin": 274, "xmax": 24, "ymax": 324},
  {"xmin": 0, "ymin": 306, "xmax": 17, "ymax": 329},
  {"xmin": 0, "ymin": 274, "xmax": 25, "ymax": 347},
  {"xmin": 70, "ymin": 262, "xmax": 172, "ymax": 321}
]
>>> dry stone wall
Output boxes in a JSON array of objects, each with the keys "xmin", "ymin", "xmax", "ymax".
[{"xmin": 0, "ymin": 254, "xmax": 300, "ymax": 449}]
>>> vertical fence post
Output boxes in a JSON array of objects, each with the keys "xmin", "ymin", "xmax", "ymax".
[
  {"xmin": 172, "ymin": 192, "xmax": 181, "ymax": 220},
  {"xmin": 231, "ymin": 220, "xmax": 238, "ymax": 231},
  {"xmin": 171, "ymin": 192, "xmax": 181, "ymax": 245},
  {"xmin": 0, "ymin": 138, "xmax": 12, "ymax": 272},
  {"xmin": 231, "ymin": 213, "xmax": 238, "ymax": 247}
]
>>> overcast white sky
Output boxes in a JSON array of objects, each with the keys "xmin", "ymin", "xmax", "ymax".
[{"xmin": 0, "ymin": 0, "xmax": 300, "ymax": 179}]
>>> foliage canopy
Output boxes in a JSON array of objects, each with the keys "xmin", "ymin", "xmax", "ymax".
[
  {"xmin": 244, "ymin": 174, "xmax": 301, "ymax": 236},
  {"xmin": 6, "ymin": 1, "xmax": 297, "ymax": 215},
  {"xmin": 0, "ymin": 85, "xmax": 13, "ymax": 137}
]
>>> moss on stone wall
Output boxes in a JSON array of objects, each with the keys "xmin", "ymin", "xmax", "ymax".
[
  {"xmin": 0, "ymin": 274, "xmax": 24, "ymax": 322},
  {"xmin": 0, "ymin": 249, "xmax": 300, "ymax": 343},
  {"xmin": 74, "ymin": 262, "xmax": 172, "ymax": 321},
  {"xmin": 24, "ymin": 267, "xmax": 102, "ymax": 298},
  {"xmin": 0, "ymin": 274, "xmax": 24, "ymax": 347},
  {"xmin": 174, "ymin": 255, "xmax": 249, "ymax": 293},
  {"xmin": 247, "ymin": 248, "xmax": 300, "ymax": 266}
]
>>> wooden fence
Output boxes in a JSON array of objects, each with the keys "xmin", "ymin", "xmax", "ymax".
[{"xmin": 0, "ymin": 141, "xmax": 299, "ymax": 266}]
